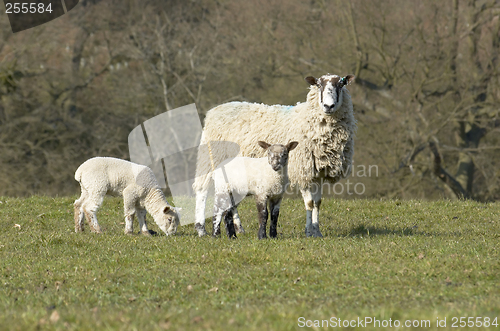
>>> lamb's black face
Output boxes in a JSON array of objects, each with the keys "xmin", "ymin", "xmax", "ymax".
[
  {"xmin": 306, "ymin": 74, "xmax": 355, "ymax": 114},
  {"xmin": 267, "ymin": 145, "xmax": 289, "ymax": 171}
]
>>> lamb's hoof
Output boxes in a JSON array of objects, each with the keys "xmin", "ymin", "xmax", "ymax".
[
  {"xmin": 141, "ymin": 230, "xmax": 152, "ymax": 236},
  {"xmin": 234, "ymin": 224, "xmax": 245, "ymax": 234},
  {"xmin": 124, "ymin": 230, "xmax": 134, "ymax": 235},
  {"xmin": 195, "ymin": 223, "xmax": 207, "ymax": 237},
  {"xmin": 305, "ymin": 225, "xmax": 323, "ymax": 238}
]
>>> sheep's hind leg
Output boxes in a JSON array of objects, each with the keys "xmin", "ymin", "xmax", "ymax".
[
  {"xmin": 82, "ymin": 201, "xmax": 103, "ymax": 234},
  {"xmin": 311, "ymin": 182, "xmax": 323, "ymax": 237},
  {"xmin": 223, "ymin": 208, "xmax": 237, "ymax": 239},
  {"xmin": 232, "ymin": 208, "xmax": 245, "ymax": 234},
  {"xmin": 212, "ymin": 209, "xmax": 223, "ymax": 237},
  {"xmin": 301, "ymin": 184, "xmax": 323, "ymax": 238},
  {"xmin": 269, "ymin": 197, "xmax": 282, "ymax": 238},
  {"xmin": 194, "ymin": 188, "xmax": 209, "ymax": 237},
  {"xmin": 74, "ymin": 189, "xmax": 87, "ymax": 232}
]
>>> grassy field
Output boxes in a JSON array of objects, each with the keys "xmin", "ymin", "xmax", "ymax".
[{"xmin": 0, "ymin": 196, "xmax": 499, "ymax": 330}]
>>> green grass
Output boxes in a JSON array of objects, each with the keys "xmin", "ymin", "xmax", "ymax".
[{"xmin": 0, "ymin": 196, "xmax": 499, "ymax": 330}]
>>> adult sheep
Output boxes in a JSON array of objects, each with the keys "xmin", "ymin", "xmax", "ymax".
[{"xmin": 193, "ymin": 74, "xmax": 356, "ymax": 237}]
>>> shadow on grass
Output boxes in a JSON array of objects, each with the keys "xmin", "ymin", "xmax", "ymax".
[
  {"xmin": 338, "ymin": 224, "xmax": 463, "ymax": 238},
  {"xmin": 347, "ymin": 224, "xmax": 417, "ymax": 237}
]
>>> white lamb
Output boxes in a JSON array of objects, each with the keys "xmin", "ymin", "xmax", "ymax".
[
  {"xmin": 212, "ymin": 141, "xmax": 298, "ymax": 239},
  {"xmin": 74, "ymin": 157, "xmax": 180, "ymax": 236},
  {"xmin": 193, "ymin": 74, "xmax": 356, "ymax": 237}
]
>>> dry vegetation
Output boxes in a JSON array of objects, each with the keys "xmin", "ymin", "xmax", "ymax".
[{"xmin": 0, "ymin": 0, "xmax": 499, "ymax": 200}]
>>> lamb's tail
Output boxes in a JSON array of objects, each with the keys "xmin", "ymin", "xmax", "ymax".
[{"xmin": 74, "ymin": 164, "xmax": 83, "ymax": 183}]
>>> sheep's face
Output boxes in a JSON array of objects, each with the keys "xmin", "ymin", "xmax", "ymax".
[
  {"xmin": 158, "ymin": 206, "xmax": 181, "ymax": 236},
  {"xmin": 305, "ymin": 74, "xmax": 355, "ymax": 114},
  {"xmin": 258, "ymin": 141, "xmax": 299, "ymax": 172}
]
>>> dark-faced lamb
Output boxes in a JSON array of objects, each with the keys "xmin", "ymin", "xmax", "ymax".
[
  {"xmin": 212, "ymin": 141, "xmax": 298, "ymax": 239},
  {"xmin": 74, "ymin": 157, "xmax": 180, "ymax": 235}
]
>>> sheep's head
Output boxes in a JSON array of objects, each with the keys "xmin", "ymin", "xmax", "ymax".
[
  {"xmin": 158, "ymin": 206, "xmax": 181, "ymax": 236},
  {"xmin": 258, "ymin": 141, "xmax": 299, "ymax": 171},
  {"xmin": 305, "ymin": 74, "xmax": 355, "ymax": 114}
]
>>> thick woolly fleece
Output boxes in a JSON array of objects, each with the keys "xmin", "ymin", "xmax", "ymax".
[{"xmin": 193, "ymin": 84, "xmax": 356, "ymax": 192}]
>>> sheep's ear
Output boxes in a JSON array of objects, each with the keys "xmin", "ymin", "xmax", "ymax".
[
  {"xmin": 305, "ymin": 76, "xmax": 318, "ymax": 86},
  {"xmin": 258, "ymin": 141, "xmax": 271, "ymax": 150},
  {"xmin": 287, "ymin": 141, "xmax": 299, "ymax": 151},
  {"xmin": 342, "ymin": 75, "xmax": 355, "ymax": 86},
  {"xmin": 163, "ymin": 206, "xmax": 171, "ymax": 214}
]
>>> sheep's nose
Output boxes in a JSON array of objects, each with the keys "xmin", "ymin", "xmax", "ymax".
[{"xmin": 324, "ymin": 104, "xmax": 335, "ymax": 112}]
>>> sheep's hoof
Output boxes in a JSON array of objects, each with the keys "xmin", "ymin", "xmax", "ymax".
[
  {"xmin": 195, "ymin": 223, "xmax": 207, "ymax": 237},
  {"xmin": 234, "ymin": 224, "xmax": 245, "ymax": 234},
  {"xmin": 305, "ymin": 224, "xmax": 323, "ymax": 238},
  {"xmin": 141, "ymin": 230, "xmax": 152, "ymax": 236},
  {"xmin": 124, "ymin": 230, "xmax": 134, "ymax": 235}
]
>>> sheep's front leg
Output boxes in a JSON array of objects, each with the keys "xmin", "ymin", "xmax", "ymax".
[
  {"xmin": 269, "ymin": 197, "xmax": 282, "ymax": 238},
  {"xmin": 256, "ymin": 198, "xmax": 269, "ymax": 240},
  {"xmin": 136, "ymin": 208, "xmax": 151, "ymax": 236},
  {"xmin": 123, "ymin": 192, "xmax": 137, "ymax": 235},
  {"xmin": 300, "ymin": 183, "xmax": 323, "ymax": 238},
  {"xmin": 223, "ymin": 208, "xmax": 237, "ymax": 239}
]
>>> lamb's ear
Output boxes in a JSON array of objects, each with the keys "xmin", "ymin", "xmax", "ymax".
[
  {"xmin": 286, "ymin": 141, "xmax": 299, "ymax": 151},
  {"xmin": 163, "ymin": 206, "xmax": 171, "ymax": 214},
  {"xmin": 342, "ymin": 75, "xmax": 355, "ymax": 86},
  {"xmin": 305, "ymin": 76, "xmax": 318, "ymax": 86},
  {"xmin": 258, "ymin": 141, "xmax": 271, "ymax": 150}
]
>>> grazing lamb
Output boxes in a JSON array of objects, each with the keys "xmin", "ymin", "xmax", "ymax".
[
  {"xmin": 212, "ymin": 141, "xmax": 298, "ymax": 239},
  {"xmin": 193, "ymin": 74, "xmax": 356, "ymax": 237},
  {"xmin": 74, "ymin": 157, "xmax": 180, "ymax": 236}
]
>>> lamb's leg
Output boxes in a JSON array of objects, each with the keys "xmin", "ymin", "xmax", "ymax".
[
  {"xmin": 212, "ymin": 193, "xmax": 231, "ymax": 237},
  {"xmin": 74, "ymin": 188, "xmax": 88, "ymax": 232},
  {"xmin": 194, "ymin": 187, "xmax": 209, "ymax": 237},
  {"xmin": 300, "ymin": 184, "xmax": 323, "ymax": 237},
  {"xmin": 82, "ymin": 195, "xmax": 103, "ymax": 234},
  {"xmin": 223, "ymin": 208, "xmax": 237, "ymax": 239},
  {"xmin": 256, "ymin": 198, "xmax": 269, "ymax": 240},
  {"xmin": 123, "ymin": 192, "xmax": 136, "ymax": 235},
  {"xmin": 212, "ymin": 206, "xmax": 223, "ymax": 237},
  {"xmin": 269, "ymin": 197, "xmax": 282, "ymax": 238},
  {"xmin": 136, "ymin": 208, "xmax": 151, "ymax": 236},
  {"xmin": 232, "ymin": 208, "xmax": 245, "ymax": 234}
]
